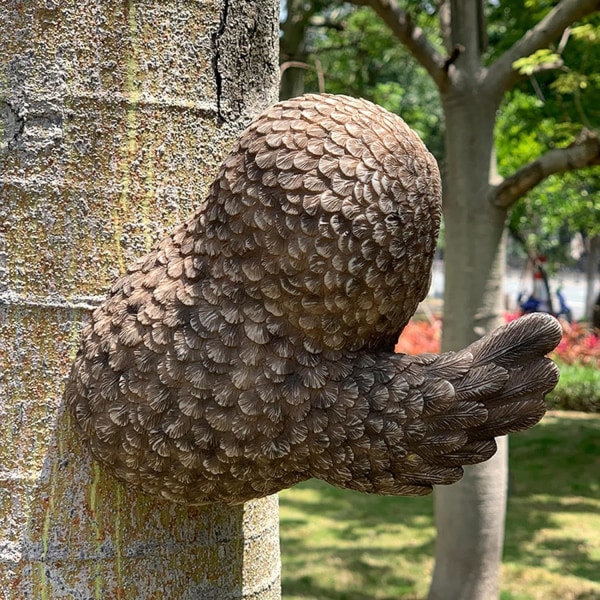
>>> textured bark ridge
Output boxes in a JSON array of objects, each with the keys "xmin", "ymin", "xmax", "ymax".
[{"xmin": 65, "ymin": 94, "xmax": 562, "ymax": 505}]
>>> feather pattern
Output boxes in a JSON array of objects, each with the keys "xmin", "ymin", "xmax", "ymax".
[{"xmin": 65, "ymin": 94, "xmax": 561, "ymax": 505}]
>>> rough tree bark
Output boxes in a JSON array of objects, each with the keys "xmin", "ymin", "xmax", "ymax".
[
  {"xmin": 0, "ymin": 1, "xmax": 280, "ymax": 598},
  {"xmin": 347, "ymin": 0, "xmax": 600, "ymax": 598}
]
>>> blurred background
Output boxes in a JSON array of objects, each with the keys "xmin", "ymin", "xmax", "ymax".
[{"xmin": 277, "ymin": 2, "xmax": 599, "ymax": 599}]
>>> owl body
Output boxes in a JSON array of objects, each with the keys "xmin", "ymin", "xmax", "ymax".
[{"xmin": 66, "ymin": 94, "xmax": 560, "ymax": 505}]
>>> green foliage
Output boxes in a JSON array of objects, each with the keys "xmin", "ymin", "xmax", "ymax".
[
  {"xmin": 546, "ymin": 362, "xmax": 600, "ymax": 413},
  {"xmin": 280, "ymin": 412, "xmax": 600, "ymax": 599},
  {"xmin": 493, "ymin": 5, "xmax": 600, "ymax": 263},
  {"xmin": 496, "ymin": 83, "xmax": 600, "ymax": 264},
  {"xmin": 572, "ymin": 23, "xmax": 600, "ymax": 43},
  {"xmin": 512, "ymin": 49, "xmax": 562, "ymax": 76},
  {"xmin": 293, "ymin": 6, "xmax": 444, "ymax": 158}
]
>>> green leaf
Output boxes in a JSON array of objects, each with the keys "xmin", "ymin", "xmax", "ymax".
[{"xmin": 512, "ymin": 49, "xmax": 562, "ymax": 75}]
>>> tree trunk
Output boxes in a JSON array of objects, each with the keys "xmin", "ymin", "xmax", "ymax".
[
  {"xmin": 279, "ymin": 0, "xmax": 314, "ymax": 99},
  {"xmin": 430, "ymin": 442, "xmax": 508, "ymax": 600},
  {"xmin": 428, "ymin": 76, "xmax": 509, "ymax": 600},
  {"xmin": 585, "ymin": 234, "xmax": 600, "ymax": 323},
  {"xmin": 0, "ymin": 1, "xmax": 281, "ymax": 598}
]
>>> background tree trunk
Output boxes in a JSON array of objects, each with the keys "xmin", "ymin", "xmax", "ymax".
[
  {"xmin": 585, "ymin": 234, "xmax": 600, "ymax": 322},
  {"xmin": 0, "ymin": 1, "xmax": 281, "ymax": 598},
  {"xmin": 279, "ymin": 0, "xmax": 315, "ymax": 100},
  {"xmin": 429, "ymin": 6, "xmax": 510, "ymax": 596},
  {"xmin": 429, "ymin": 82, "xmax": 508, "ymax": 600}
]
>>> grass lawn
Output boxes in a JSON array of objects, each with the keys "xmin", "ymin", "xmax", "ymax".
[
  {"xmin": 547, "ymin": 363, "xmax": 600, "ymax": 413},
  {"xmin": 279, "ymin": 411, "xmax": 600, "ymax": 600}
]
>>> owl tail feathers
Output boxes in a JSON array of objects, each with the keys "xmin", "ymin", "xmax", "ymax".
[
  {"xmin": 425, "ymin": 313, "xmax": 562, "ymax": 469},
  {"xmin": 432, "ymin": 313, "xmax": 562, "ymax": 466},
  {"xmin": 463, "ymin": 312, "xmax": 562, "ymax": 438}
]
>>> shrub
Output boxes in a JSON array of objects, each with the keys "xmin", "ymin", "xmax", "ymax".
[
  {"xmin": 548, "ymin": 322, "xmax": 600, "ymax": 412},
  {"xmin": 546, "ymin": 361, "xmax": 600, "ymax": 413},
  {"xmin": 552, "ymin": 320, "xmax": 600, "ymax": 368},
  {"xmin": 394, "ymin": 317, "xmax": 441, "ymax": 354}
]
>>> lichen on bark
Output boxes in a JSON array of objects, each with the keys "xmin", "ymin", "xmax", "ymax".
[{"xmin": 0, "ymin": 1, "xmax": 281, "ymax": 597}]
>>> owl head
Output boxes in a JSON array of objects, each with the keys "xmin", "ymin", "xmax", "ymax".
[{"xmin": 200, "ymin": 94, "xmax": 442, "ymax": 352}]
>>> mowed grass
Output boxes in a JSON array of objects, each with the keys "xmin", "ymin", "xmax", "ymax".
[
  {"xmin": 279, "ymin": 411, "xmax": 600, "ymax": 600},
  {"xmin": 547, "ymin": 362, "xmax": 600, "ymax": 413}
]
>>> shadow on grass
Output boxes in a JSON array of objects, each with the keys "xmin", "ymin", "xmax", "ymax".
[
  {"xmin": 504, "ymin": 413, "xmax": 600, "ymax": 583},
  {"xmin": 280, "ymin": 412, "xmax": 600, "ymax": 599},
  {"xmin": 283, "ymin": 574, "xmax": 421, "ymax": 600},
  {"xmin": 280, "ymin": 480, "xmax": 435, "ymax": 599},
  {"xmin": 502, "ymin": 590, "xmax": 600, "ymax": 600},
  {"xmin": 282, "ymin": 540, "xmax": 430, "ymax": 600}
]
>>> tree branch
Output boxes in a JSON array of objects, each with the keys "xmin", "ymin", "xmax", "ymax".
[
  {"xmin": 437, "ymin": 0, "xmax": 453, "ymax": 53},
  {"xmin": 485, "ymin": 0, "xmax": 600, "ymax": 94},
  {"xmin": 491, "ymin": 129, "xmax": 600, "ymax": 209},
  {"xmin": 349, "ymin": 0, "xmax": 449, "ymax": 90},
  {"xmin": 527, "ymin": 58, "xmax": 565, "ymax": 75},
  {"xmin": 309, "ymin": 15, "xmax": 346, "ymax": 30}
]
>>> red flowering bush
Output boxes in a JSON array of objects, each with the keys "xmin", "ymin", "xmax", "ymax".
[
  {"xmin": 553, "ymin": 320, "xmax": 600, "ymax": 367},
  {"xmin": 395, "ymin": 318, "xmax": 441, "ymax": 354}
]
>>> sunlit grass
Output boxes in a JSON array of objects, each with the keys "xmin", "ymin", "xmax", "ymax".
[
  {"xmin": 547, "ymin": 362, "xmax": 600, "ymax": 412},
  {"xmin": 280, "ymin": 411, "xmax": 600, "ymax": 599}
]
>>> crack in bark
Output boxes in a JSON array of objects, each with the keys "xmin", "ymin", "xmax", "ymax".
[
  {"xmin": 211, "ymin": 0, "xmax": 230, "ymax": 123},
  {"xmin": 443, "ymin": 45, "xmax": 465, "ymax": 71},
  {"xmin": 1, "ymin": 99, "xmax": 64, "ymax": 152}
]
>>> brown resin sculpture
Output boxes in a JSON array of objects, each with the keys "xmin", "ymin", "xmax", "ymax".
[{"xmin": 66, "ymin": 94, "xmax": 561, "ymax": 505}]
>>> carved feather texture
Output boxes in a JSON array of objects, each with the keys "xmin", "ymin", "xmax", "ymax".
[{"xmin": 65, "ymin": 94, "xmax": 562, "ymax": 505}]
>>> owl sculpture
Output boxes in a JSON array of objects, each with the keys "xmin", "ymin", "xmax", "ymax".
[{"xmin": 66, "ymin": 94, "xmax": 561, "ymax": 505}]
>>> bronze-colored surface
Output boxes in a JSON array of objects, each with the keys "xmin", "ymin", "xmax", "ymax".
[{"xmin": 66, "ymin": 94, "xmax": 561, "ymax": 505}]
